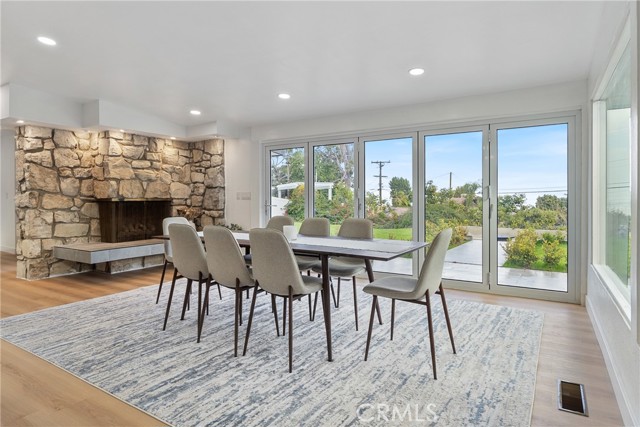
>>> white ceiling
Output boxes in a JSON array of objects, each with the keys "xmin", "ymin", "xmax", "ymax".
[{"xmin": 1, "ymin": 1, "xmax": 605, "ymax": 130}]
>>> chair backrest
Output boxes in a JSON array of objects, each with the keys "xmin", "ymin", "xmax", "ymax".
[
  {"xmin": 299, "ymin": 217, "xmax": 330, "ymax": 237},
  {"xmin": 249, "ymin": 228, "xmax": 306, "ymax": 296},
  {"xmin": 413, "ymin": 228, "xmax": 452, "ymax": 299},
  {"xmin": 338, "ymin": 218, "xmax": 373, "ymax": 239},
  {"xmin": 168, "ymin": 223, "xmax": 208, "ymax": 281},
  {"xmin": 203, "ymin": 225, "xmax": 253, "ymax": 288},
  {"xmin": 266, "ymin": 215, "xmax": 295, "ymax": 232},
  {"xmin": 162, "ymin": 217, "xmax": 191, "ymax": 260}
]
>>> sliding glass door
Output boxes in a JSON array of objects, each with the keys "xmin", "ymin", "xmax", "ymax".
[
  {"xmin": 263, "ymin": 114, "xmax": 577, "ymax": 302},
  {"xmin": 492, "ymin": 122, "xmax": 569, "ymax": 293},
  {"xmin": 422, "ymin": 128, "xmax": 487, "ymax": 285},
  {"xmin": 311, "ymin": 140, "xmax": 356, "ymax": 235},
  {"xmin": 359, "ymin": 134, "xmax": 416, "ymax": 275}
]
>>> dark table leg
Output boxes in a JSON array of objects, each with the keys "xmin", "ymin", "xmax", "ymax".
[{"xmin": 321, "ymin": 253, "xmax": 333, "ymax": 361}]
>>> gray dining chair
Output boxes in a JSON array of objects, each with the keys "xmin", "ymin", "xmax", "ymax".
[
  {"xmin": 164, "ymin": 223, "xmax": 210, "ymax": 334},
  {"xmin": 243, "ymin": 228, "xmax": 325, "ymax": 373},
  {"xmin": 363, "ymin": 228, "xmax": 456, "ymax": 380},
  {"xmin": 243, "ymin": 215, "xmax": 295, "ymax": 265},
  {"xmin": 156, "ymin": 216, "xmax": 191, "ymax": 304},
  {"xmin": 203, "ymin": 226, "xmax": 261, "ymax": 355},
  {"xmin": 295, "ymin": 218, "xmax": 330, "ymax": 321},
  {"xmin": 311, "ymin": 218, "xmax": 381, "ymax": 330}
]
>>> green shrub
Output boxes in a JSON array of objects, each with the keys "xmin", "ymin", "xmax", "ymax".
[
  {"xmin": 426, "ymin": 219, "xmax": 467, "ymax": 249},
  {"xmin": 543, "ymin": 238, "xmax": 563, "ymax": 265},
  {"xmin": 503, "ymin": 228, "xmax": 538, "ymax": 268}
]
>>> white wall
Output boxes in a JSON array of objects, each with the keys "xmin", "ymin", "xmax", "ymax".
[
  {"xmin": 224, "ymin": 137, "xmax": 260, "ymax": 230},
  {"xmin": 0, "ymin": 129, "xmax": 16, "ymax": 253},
  {"xmin": 585, "ymin": 1, "xmax": 640, "ymax": 426}
]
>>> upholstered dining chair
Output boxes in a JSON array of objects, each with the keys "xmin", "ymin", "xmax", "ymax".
[
  {"xmin": 362, "ymin": 228, "xmax": 455, "ymax": 380},
  {"xmin": 295, "ymin": 217, "xmax": 330, "ymax": 321},
  {"xmin": 156, "ymin": 216, "xmax": 191, "ymax": 304},
  {"xmin": 243, "ymin": 228, "xmax": 325, "ymax": 373},
  {"xmin": 203, "ymin": 226, "xmax": 260, "ymax": 355},
  {"xmin": 311, "ymin": 218, "xmax": 381, "ymax": 330},
  {"xmin": 243, "ymin": 215, "xmax": 295, "ymax": 266},
  {"xmin": 164, "ymin": 223, "xmax": 210, "ymax": 334}
]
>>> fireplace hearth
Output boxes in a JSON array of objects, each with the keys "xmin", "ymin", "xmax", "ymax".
[{"xmin": 97, "ymin": 199, "xmax": 171, "ymax": 243}]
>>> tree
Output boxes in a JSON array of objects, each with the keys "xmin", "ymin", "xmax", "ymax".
[
  {"xmin": 270, "ymin": 149, "xmax": 304, "ymax": 187},
  {"xmin": 536, "ymin": 194, "xmax": 567, "ymax": 211},
  {"xmin": 389, "ymin": 177, "xmax": 412, "ymax": 207}
]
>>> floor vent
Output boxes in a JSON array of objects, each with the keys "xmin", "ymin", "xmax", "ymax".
[{"xmin": 558, "ymin": 380, "xmax": 588, "ymax": 416}]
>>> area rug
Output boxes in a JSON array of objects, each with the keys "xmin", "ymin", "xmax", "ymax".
[{"xmin": 1, "ymin": 280, "xmax": 543, "ymax": 426}]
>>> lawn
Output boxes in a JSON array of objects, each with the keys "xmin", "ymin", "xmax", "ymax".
[{"xmin": 502, "ymin": 241, "xmax": 568, "ymax": 273}]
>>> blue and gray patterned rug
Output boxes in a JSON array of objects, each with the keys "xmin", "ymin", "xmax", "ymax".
[{"xmin": 1, "ymin": 280, "xmax": 543, "ymax": 426}]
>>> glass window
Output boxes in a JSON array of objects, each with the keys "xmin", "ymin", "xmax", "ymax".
[{"xmin": 595, "ymin": 42, "xmax": 632, "ymax": 298}]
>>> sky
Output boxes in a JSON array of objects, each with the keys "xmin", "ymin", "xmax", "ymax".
[{"xmin": 365, "ymin": 123, "xmax": 568, "ymax": 207}]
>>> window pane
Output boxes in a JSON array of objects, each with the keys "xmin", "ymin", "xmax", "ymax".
[
  {"xmin": 497, "ymin": 124, "xmax": 568, "ymax": 292},
  {"xmin": 602, "ymin": 44, "xmax": 632, "ymax": 288},
  {"xmin": 364, "ymin": 137, "xmax": 413, "ymax": 275},
  {"xmin": 313, "ymin": 143, "xmax": 355, "ymax": 236},
  {"xmin": 425, "ymin": 131, "xmax": 483, "ymax": 284},
  {"xmin": 269, "ymin": 147, "xmax": 305, "ymax": 219}
]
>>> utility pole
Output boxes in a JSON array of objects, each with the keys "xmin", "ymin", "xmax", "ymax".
[
  {"xmin": 371, "ymin": 160, "xmax": 390, "ymax": 205},
  {"xmin": 449, "ymin": 172, "xmax": 452, "ymax": 190}
]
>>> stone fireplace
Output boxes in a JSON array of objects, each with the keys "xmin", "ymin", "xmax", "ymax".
[{"xmin": 14, "ymin": 126, "xmax": 226, "ymax": 279}]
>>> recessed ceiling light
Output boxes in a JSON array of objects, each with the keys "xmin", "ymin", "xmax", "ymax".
[
  {"xmin": 190, "ymin": 110, "xmax": 201, "ymax": 116},
  {"xmin": 170, "ymin": 137, "xmax": 176, "ymax": 140},
  {"xmin": 37, "ymin": 36, "xmax": 57, "ymax": 46},
  {"xmin": 409, "ymin": 68, "xmax": 425, "ymax": 76},
  {"xmin": 16, "ymin": 120, "xmax": 24, "ymax": 124},
  {"xmin": 119, "ymin": 129, "xmax": 125, "ymax": 132},
  {"xmin": 278, "ymin": 93, "xmax": 291, "ymax": 100}
]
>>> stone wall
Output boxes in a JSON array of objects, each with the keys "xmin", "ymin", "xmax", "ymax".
[{"xmin": 15, "ymin": 126, "xmax": 225, "ymax": 280}]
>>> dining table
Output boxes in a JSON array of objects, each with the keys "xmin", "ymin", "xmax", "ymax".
[{"xmin": 158, "ymin": 229, "xmax": 427, "ymax": 361}]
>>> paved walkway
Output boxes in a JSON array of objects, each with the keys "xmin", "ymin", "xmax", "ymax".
[{"xmin": 372, "ymin": 239, "xmax": 567, "ymax": 292}]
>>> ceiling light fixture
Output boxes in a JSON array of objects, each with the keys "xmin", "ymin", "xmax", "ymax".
[
  {"xmin": 278, "ymin": 93, "xmax": 291, "ymax": 100},
  {"xmin": 37, "ymin": 36, "xmax": 57, "ymax": 46},
  {"xmin": 119, "ymin": 129, "xmax": 125, "ymax": 132},
  {"xmin": 409, "ymin": 68, "xmax": 425, "ymax": 76},
  {"xmin": 170, "ymin": 137, "xmax": 176, "ymax": 140},
  {"xmin": 16, "ymin": 120, "xmax": 25, "ymax": 124},
  {"xmin": 190, "ymin": 110, "xmax": 201, "ymax": 116}
]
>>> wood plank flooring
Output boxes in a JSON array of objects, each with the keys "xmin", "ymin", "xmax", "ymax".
[{"xmin": 0, "ymin": 251, "xmax": 623, "ymax": 426}]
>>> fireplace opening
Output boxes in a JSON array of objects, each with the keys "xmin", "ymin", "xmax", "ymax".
[{"xmin": 97, "ymin": 199, "xmax": 171, "ymax": 243}]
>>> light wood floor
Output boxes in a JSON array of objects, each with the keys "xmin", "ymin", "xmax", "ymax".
[{"xmin": 0, "ymin": 252, "xmax": 623, "ymax": 426}]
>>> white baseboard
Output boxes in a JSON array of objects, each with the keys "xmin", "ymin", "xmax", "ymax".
[
  {"xmin": 0, "ymin": 245, "xmax": 15, "ymax": 254},
  {"xmin": 586, "ymin": 295, "xmax": 638, "ymax": 427}
]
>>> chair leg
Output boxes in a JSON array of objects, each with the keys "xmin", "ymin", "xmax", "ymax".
[
  {"xmin": 162, "ymin": 269, "xmax": 178, "ymax": 331},
  {"xmin": 234, "ymin": 287, "xmax": 241, "ymax": 357},
  {"xmin": 336, "ymin": 277, "xmax": 341, "ymax": 308},
  {"xmin": 197, "ymin": 278, "xmax": 211, "ymax": 343},
  {"xmin": 352, "ymin": 277, "xmax": 359, "ymax": 331},
  {"xmin": 156, "ymin": 260, "xmax": 168, "ymax": 304},
  {"xmin": 246, "ymin": 288, "xmax": 250, "ymax": 300},
  {"xmin": 217, "ymin": 283, "xmax": 223, "ymax": 300},
  {"xmin": 242, "ymin": 285, "xmax": 259, "ymax": 356},
  {"xmin": 311, "ymin": 292, "xmax": 318, "ymax": 321},
  {"xmin": 364, "ymin": 296, "xmax": 378, "ymax": 361},
  {"xmin": 425, "ymin": 290, "xmax": 437, "ymax": 380},
  {"xmin": 375, "ymin": 297, "xmax": 383, "ymax": 325},
  {"xmin": 330, "ymin": 282, "xmax": 338, "ymax": 308},
  {"xmin": 308, "ymin": 294, "xmax": 313, "ymax": 321},
  {"xmin": 390, "ymin": 298, "xmax": 396, "ymax": 341},
  {"xmin": 439, "ymin": 283, "xmax": 456, "ymax": 354},
  {"xmin": 197, "ymin": 274, "xmax": 203, "ymax": 331},
  {"xmin": 271, "ymin": 294, "xmax": 280, "ymax": 336},
  {"xmin": 288, "ymin": 287, "xmax": 294, "ymax": 373},
  {"xmin": 282, "ymin": 297, "xmax": 287, "ymax": 335},
  {"xmin": 181, "ymin": 279, "xmax": 192, "ymax": 320}
]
